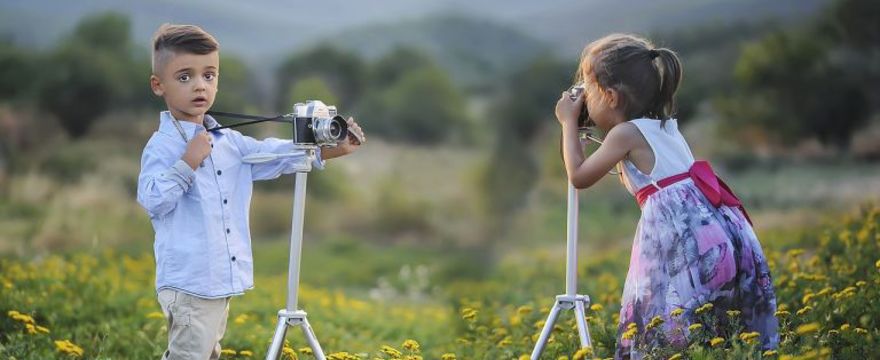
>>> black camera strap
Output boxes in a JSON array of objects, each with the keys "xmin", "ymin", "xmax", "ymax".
[{"xmin": 205, "ymin": 110, "xmax": 291, "ymax": 132}]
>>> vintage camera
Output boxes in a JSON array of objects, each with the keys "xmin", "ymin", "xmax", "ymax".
[
  {"xmin": 567, "ymin": 82, "xmax": 592, "ymax": 129},
  {"xmin": 290, "ymin": 100, "xmax": 349, "ymax": 146}
]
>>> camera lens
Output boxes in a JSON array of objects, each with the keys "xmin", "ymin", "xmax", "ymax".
[{"xmin": 313, "ymin": 116, "xmax": 348, "ymax": 145}]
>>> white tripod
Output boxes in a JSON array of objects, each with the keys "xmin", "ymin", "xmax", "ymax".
[
  {"xmin": 531, "ymin": 130, "xmax": 595, "ymax": 359},
  {"xmin": 244, "ymin": 147, "xmax": 327, "ymax": 360}
]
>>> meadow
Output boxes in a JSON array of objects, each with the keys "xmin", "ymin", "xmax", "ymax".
[{"xmin": 1, "ymin": 118, "xmax": 879, "ymax": 359}]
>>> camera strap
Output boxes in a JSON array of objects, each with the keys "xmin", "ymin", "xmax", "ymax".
[{"xmin": 205, "ymin": 110, "xmax": 290, "ymax": 132}]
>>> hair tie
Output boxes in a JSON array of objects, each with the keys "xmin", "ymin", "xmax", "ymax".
[{"xmin": 649, "ymin": 49, "xmax": 659, "ymax": 59}]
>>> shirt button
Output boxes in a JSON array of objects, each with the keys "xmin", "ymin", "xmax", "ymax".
[
  {"xmin": 216, "ymin": 170, "xmax": 222, "ymax": 176},
  {"xmin": 223, "ymin": 199, "xmax": 228, "ymax": 204},
  {"xmin": 226, "ymin": 228, "xmax": 231, "ymax": 234},
  {"xmin": 231, "ymin": 256, "xmax": 236, "ymax": 262}
]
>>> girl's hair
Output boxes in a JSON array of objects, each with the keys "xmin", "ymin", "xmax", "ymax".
[{"xmin": 577, "ymin": 34, "xmax": 683, "ymax": 125}]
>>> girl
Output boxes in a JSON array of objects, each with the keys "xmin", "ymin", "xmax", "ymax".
[{"xmin": 555, "ymin": 34, "xmax": 778, "ymax": 358}]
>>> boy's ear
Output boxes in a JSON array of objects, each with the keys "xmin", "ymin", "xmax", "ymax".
[{"xmin": 150, "ymin": 74, "xmax": 164, "ymax": 97}]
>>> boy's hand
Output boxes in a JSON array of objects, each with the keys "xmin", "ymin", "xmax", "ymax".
[
  {"xmin": 182, "ymin": 131, "xmax": 212, "ymax": 170},
  {"xmin": 321, "ymin": 117, "xmax": 365, "ymax": 160}
]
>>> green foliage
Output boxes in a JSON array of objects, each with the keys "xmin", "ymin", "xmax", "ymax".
[
  {"xmin": 288, "ymin": 76, "xmax": 340, "ymax": 108},
  {"xmin": 363, "ymin": 66, "xmax": 470, "ymax": 144},
  {"xmin": 37, "ymin": 12, "xmax": 136, "ymax": 139},
  {"xmin": 214, "ymin": 55, "xmax": 257, "ymax": 112},
  {"xmin": 277, "ymin": 46, "xmax": 366, "ymax": 110},
  {"xmin": 720, "ymin": 0, "xmax": 877, "ymax": 148},
  {"xmin": 0, "ymin": 42, "xmax": 38, "ymax": 101}
]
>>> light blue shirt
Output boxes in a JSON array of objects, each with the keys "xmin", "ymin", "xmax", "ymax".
[{"xmin": 137, "ymin": 111, "xmax": 323, "ymax": 299}]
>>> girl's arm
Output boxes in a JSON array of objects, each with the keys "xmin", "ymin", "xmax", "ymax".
[
  {"xmin": 561, "ymin": 123, "xmax": 637, "ymax": 189},
  {"xmin": 556, "ymin": 92, "xmax": 637, "ymax": 189}
]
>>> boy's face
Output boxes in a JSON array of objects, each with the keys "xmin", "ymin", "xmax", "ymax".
[{"xmin": 150, "ymin": 51, "xmax": 219, "ymax": 124}]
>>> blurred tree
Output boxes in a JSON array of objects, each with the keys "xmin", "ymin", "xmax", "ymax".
[
  {"xmin": 213, "ymin": 55, "xmax": 256, "ymax": 112},
  {"xmin": 720, "ymin": 0, "xmax": 875, "ymax": 148},
  {"xmin": 362, "ymin": 66, "xmax": 469, "ymax": 144},
  {"xmin": 287, "ymin": 75, "xmax": 340, "ymax": 108},
  {"xmin": 481, "ymin": 57, "xmax": 572, "ymax": 230},
  {"xmin": 0, "ymin": 42, "xmax": 37, "ymax": 101},
  {"xmin": 38, "ymin": 12, "xmax": 133, "ymax": 139},
  {"xmin": 276, "ymin": 45, "xmax": 366, "ymax": 110},
  {"xmin": 370, "ymin": 46, "xmax": 433, "ymax": 89}
]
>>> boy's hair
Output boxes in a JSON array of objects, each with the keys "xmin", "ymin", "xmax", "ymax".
[
  {"xmin": 151, "ymin": 24, "xmax": 219, "ymax": 74},
  {"xmin": 577, "ymin": 33, "xmax": 683, "ymax": 124}
]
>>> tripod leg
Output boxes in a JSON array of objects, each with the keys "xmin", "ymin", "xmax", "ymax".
[
  {"xmin": 531, "ymin": 303, "xmax": 563, "ymax": 360},
  {"xmin": 265, "ymin": 315, "xmax": 289, "ymax": 360},
  {"xmin": 574, "ymin": 301, "xmax": 592, "ymax": 349},
  {"xmin": 300, "ymin": 317, "xmax": 326, "ymax": 360}
]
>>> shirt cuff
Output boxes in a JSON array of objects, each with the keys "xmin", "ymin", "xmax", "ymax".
[
  {"xmin": 313, "ymin": 147, "xmax": 325, "ymax": 170},
  {"xmin": 166, "ymin": 159, "xmax": 196, "ymax": 190}
]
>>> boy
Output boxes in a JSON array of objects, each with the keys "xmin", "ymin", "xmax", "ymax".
[{"xmin": 137, "ymin": 24, "xmax": 365, "ymax": 359}]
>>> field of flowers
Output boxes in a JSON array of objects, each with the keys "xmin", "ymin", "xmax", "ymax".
[{"xmin": 1, "ymin": 205, "xmax": 878, "ymax": 359}]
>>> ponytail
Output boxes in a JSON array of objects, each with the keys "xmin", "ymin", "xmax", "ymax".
[{"xmin": 651, "ymin": 48, "xmax": 683, "ymax": 126}]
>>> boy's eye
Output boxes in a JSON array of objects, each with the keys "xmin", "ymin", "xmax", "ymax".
[
  {"xmin": 204, "ymin": 73, "xmax": 216, "ymax": 81},
  {"xmin": 177, "ymin": 74, "xmax": 190, "ymax": 82}
]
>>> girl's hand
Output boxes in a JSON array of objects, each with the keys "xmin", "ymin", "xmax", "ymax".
[{"xmin": 555, "ymin": 90, "xmax": 584, "ymax": 127}]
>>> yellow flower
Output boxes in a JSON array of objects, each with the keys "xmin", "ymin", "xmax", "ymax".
[
  {"xmin": 670, "ymin": 308, "xmax": 684, "ymax": 317},
  {"xmin": 590, "ymin": 304, "xmax": 604, "ymax": 312},
  {"xmin": 726, "ymin": 310, "xmax": 741, "ymax": 318},
  {"xmin": 220, "ymin": 349, "xmax": 237, "ymax": 356},
  {"xmin": 8, "ymin": 310, "xmax": 35, "ymax": 325},
  {"xmin": 498, "ymin": 336, "xmax": 512, "ymax": 347},
  {"xmin": 796, "ymin": 322, "xmax": 820, "ymax": 335},
  {"xmin": 573, "ymin": 347, "xmax": 593, "ymax": 360},
  {"xmin": 147, "ymin": 311, "xmax": 164, "ymax": 319},
  {"xmin": 710, "ymin": 337, "xmax": 724, "ymax": 347},
  {"xmin": 695, "ymin": 303, "xmax": 714, "ymax": 315},
  {"xmin": 855, "ymin": 328, "xmax": 868, "ymax": 335},
  {"xmin": 441, "ymin": 354, "xmax": 457, "ymax": 360},
  {"xmin": 25, "ymin": 323, "xmax": 37, "ymax": 335},
  {"xmin": 282, "ymin": 346, "xmax": 297, "ymax": 359},
  {"xmin": 856, "ymin": 280, "xmax": 867, "ymax": 287},
  {"xmin": 774, "ymin": 310, "xmax": 790, "ymax": 318},
  {"xmin": 234, "ymin": 314, "xmax": 250, "ymax": 324},
  {"xmin": 875, "ymin": 259, "xmax": 880, "ymax": 270},
  {"xmin": 402, "ymin": 339, "xmax": 420, "ymax": 353},
  {"xmin": 796, "ymin": 306, "xmax": 813, "ymax": 316},
  {"xmin": 622, "ymin": 327, "xmax": 638, "ymax": 340},
  {"xmin": 240, "ymin": 350, "xmax": 254, "ymax": 357},
  {"xmin": 646, "ymin": 315, "xmax": 664, "ymax": 330},
  {"xmin": 54, "ymin": 339, "xmax": 84, "ymax": 357},
  {"xmin": 381, "ymin": 345, "xmax": 403, "ymax": 358},
  {"xmin": 517, "ymin": 305, "xmax": 533, "ymax": 316},
  {"xmin": 840, "ymin": 324, "xmax": 851, "ymax": 331},
  {"xmin": 802, "ymin": 293, "xmax": 816, "ymax": 304},
  {"xmin": 739, "ymin": 331, "xmax": 760, "ymax": 344},
  {"xmin": 36, "ymin": 325, "xmax": 50, "ymax": 334},
  {"xmin": 668, "ymin": 353, "xmax": 683, "ymax": 360},
  {"xmin": 299, "ymin": 347, "xmax": 313, "ymax": 355},
  {"xmin": 557, "ymin": 356, "xmax": 569, "ymax": 360},
  {"xmin": 688, "ymin": 323, "xmax": 703, "ymax": 332},
  {"xmin": 762, "ymin": 350, "xmax": 778, "ymax": 357},
  {"xmin": 460, "ymin": 307, "xmax": 477, "ymax": 321}
]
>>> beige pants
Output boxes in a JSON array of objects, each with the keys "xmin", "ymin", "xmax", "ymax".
[{"xmin": 157, "ymin": 289, "xmax": 230, "ymax": 360}]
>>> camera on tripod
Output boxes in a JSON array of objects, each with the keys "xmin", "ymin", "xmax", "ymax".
[{"xmin": 291, "ymin": 100, "xmax": 349, "ymax": 146}]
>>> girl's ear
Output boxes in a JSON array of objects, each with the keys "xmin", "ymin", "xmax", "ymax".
[
  {"xmin": 605, "ymin": 87, "xmax": 621, "ymax": 109},
  {"xmin": 150, "ymin": 74, "xmax": 164, "ymax": 97}
]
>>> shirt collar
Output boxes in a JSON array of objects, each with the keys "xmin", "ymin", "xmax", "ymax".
[{"xmin": 158, "ymin": 111, "xmax": 224, "ymax": 140}]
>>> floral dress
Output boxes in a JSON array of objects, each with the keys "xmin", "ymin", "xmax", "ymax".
[{"xmin": 614, "ymin": 119, "xmax": 778, "ymax": 359}]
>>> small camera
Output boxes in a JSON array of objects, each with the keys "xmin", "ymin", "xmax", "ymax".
[
  {"xmin": 291, "ymin": 100, "xmax": 349, "ymax": 146},
  {"xmin": 567, "ymin": 83, "xmax": 592, "ymax": 129}
]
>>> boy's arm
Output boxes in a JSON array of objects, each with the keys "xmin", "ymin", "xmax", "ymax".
[
  {"xmin": 232, "ymin": 132, "xmax": 325, "ymax": 181},
  {"xmin": 232, "ymin": 117, "xmax": 364, "ymax": 181},
  {"xmin": 136, "ymin": 140, "xmax": 196, "ymax": 219}
]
